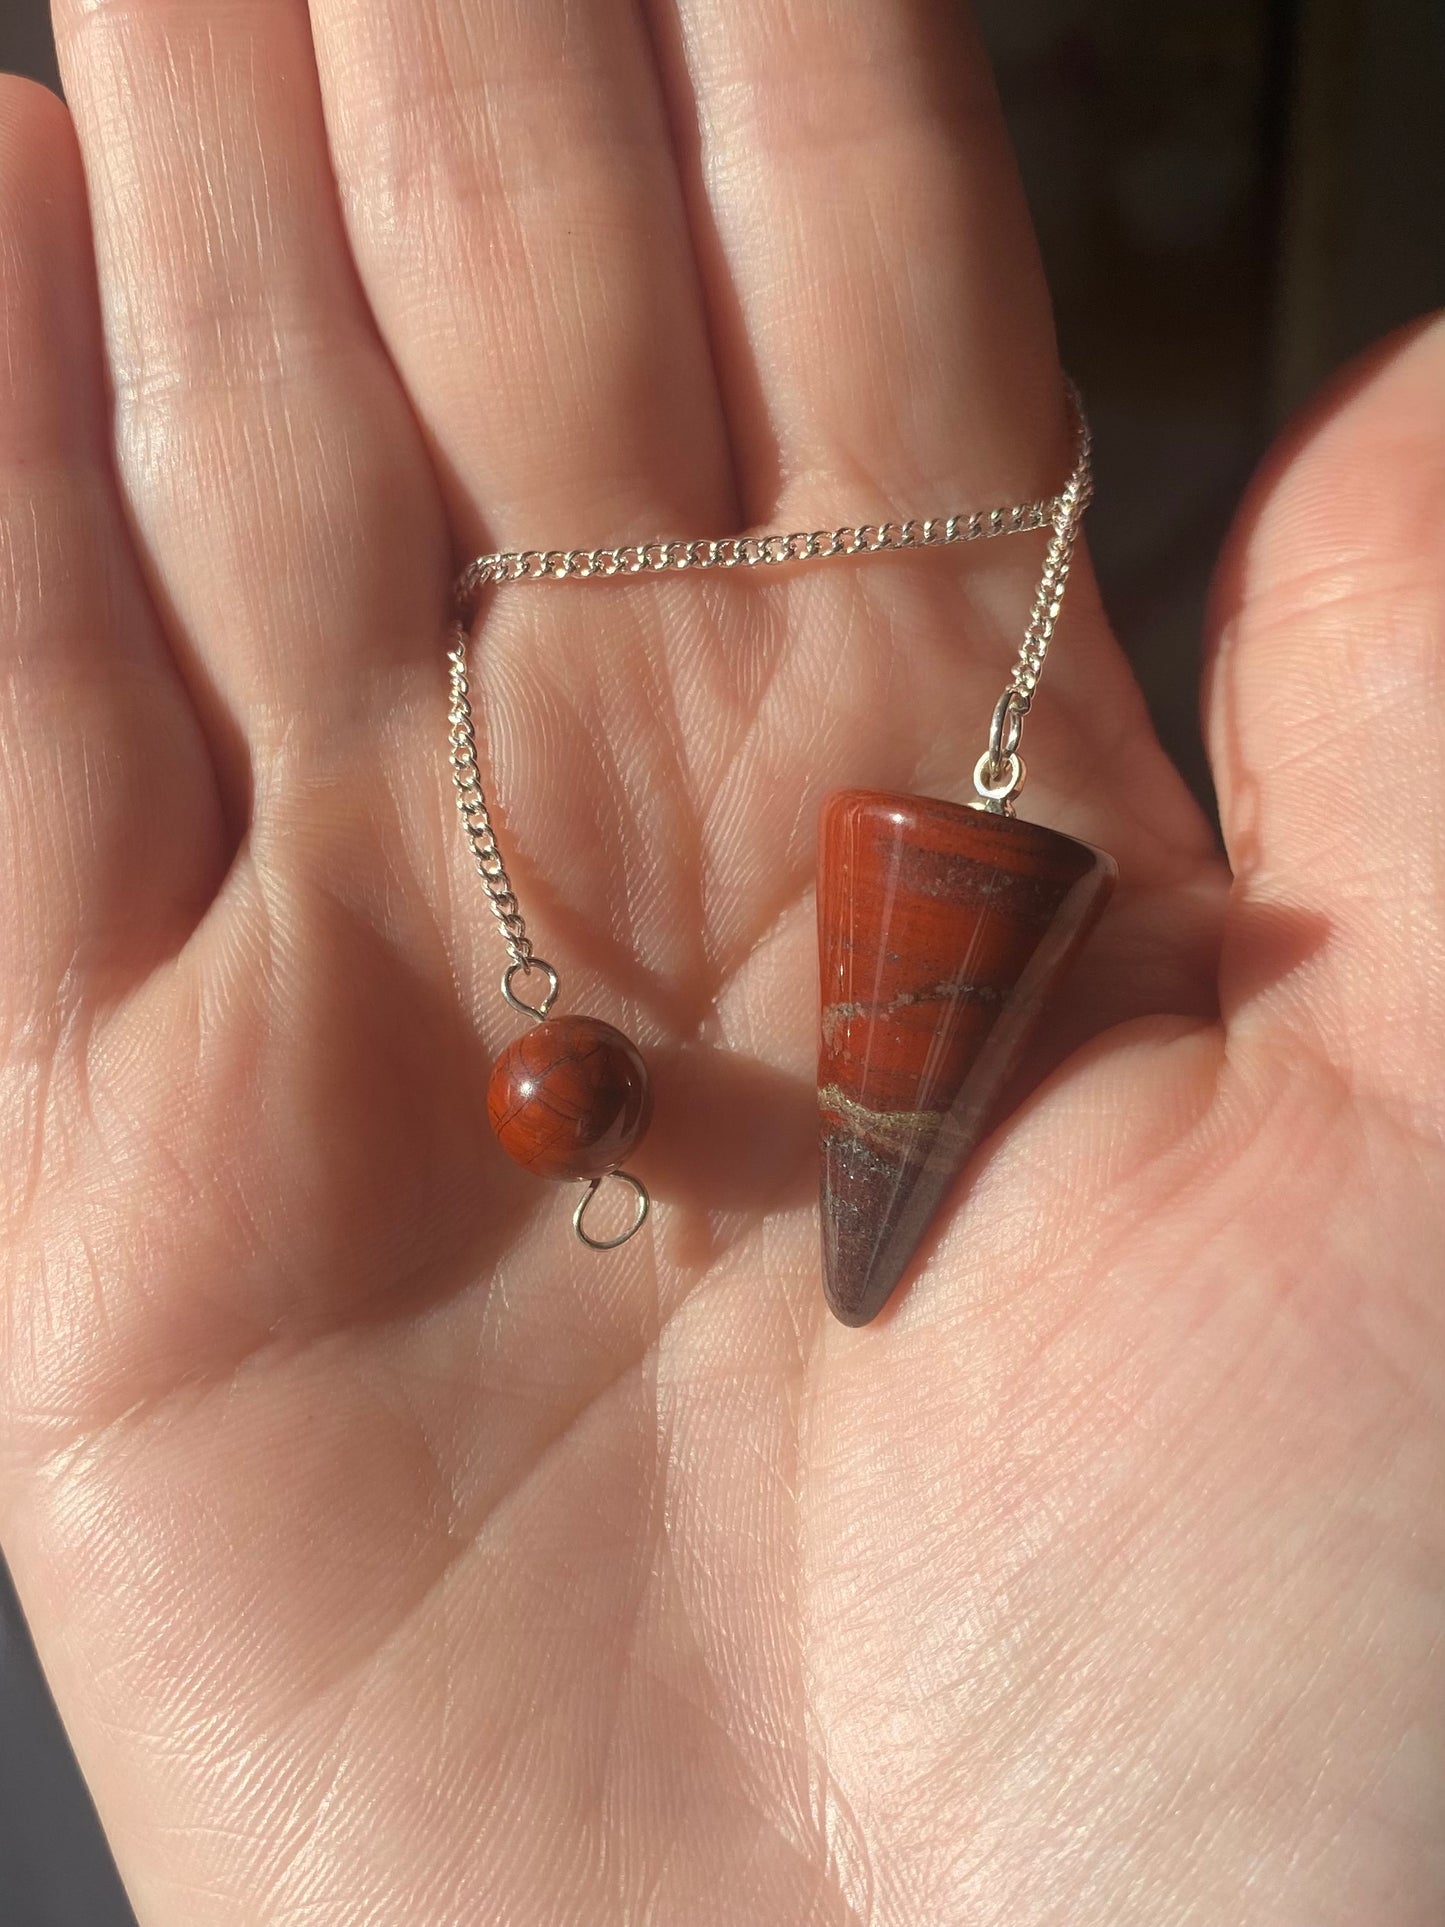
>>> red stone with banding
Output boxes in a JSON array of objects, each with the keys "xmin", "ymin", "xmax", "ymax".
[
  {"xmin": 488, "ymin": 1016, "xmax": 652, "ymax": 1181},
  {"xmin": 818, "ymin": 788, "xmax": 1115, "ymax": 1326}
]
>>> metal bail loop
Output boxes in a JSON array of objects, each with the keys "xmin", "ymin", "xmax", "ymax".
[
  {"xmin": 502, "ymin": 958, "xmax": 560, "ymax": 1023},
  {"xmin": 988, "ymin": 688, "xmax": 1025, "ymax": 768},
  {"xmin": 974, "ymin": 690, "xmax": 1028, "ymax": 814},
  {"xmin": 573, "ymin": 1172, "xmax": 651, "ymax": 1251}
]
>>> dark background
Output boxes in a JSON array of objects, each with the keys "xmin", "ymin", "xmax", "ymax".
[{"xmin": 1, "ymin": 1, "xmax": 1442, "ymax": 1921}]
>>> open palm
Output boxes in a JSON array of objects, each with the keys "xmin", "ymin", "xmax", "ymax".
[{"xmin": 2, "ymin": 1, "xmax": 1442, "ymax": 1921}]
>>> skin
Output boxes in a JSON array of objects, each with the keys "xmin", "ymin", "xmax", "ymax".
[{"xmin": 0, "ymin": 1, "xmax": 1441, "ymax": 1920}]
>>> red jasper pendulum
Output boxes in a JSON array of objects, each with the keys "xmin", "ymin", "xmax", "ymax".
[
  {"xmin": 816, "ymin": 395, "xmax": 1115, "ymax": 1324},
  {"xmin": 446, "ymin": 638, "xmax": 653, "ymax": 1251},
  {"xmin": 444, "ymin": 382, "xmax": 1108, "ymax": 1293}
]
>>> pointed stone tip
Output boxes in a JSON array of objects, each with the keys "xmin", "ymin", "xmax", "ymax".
[
  {"xmin": 823, "ymin": 1266, "xmax": 897, "ymax": 1328},
  {"xmin": 823, "ymin": 1285, "xmax": 883, "ymax": 1329},
  {"xmin": 820, "ymin": 1124, "xmax": 929, "ymax": 1327}
]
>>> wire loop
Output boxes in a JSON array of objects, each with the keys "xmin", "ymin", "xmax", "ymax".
[
  {"xmin": 573, "ymin": 1172, "xmax": 651, "ymax": 1251},
  {"xmin": 501, "ymin": 958, "xmax": 559, "ymax": 1023}
]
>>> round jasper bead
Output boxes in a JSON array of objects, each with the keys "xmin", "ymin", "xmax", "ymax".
[{"xmin": 487, "ymin": 1016, "xmax": 652, "ymax": 1181}]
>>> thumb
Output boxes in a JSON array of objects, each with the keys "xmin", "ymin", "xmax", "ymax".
[{"xmin": 1206, "ymin": 315, "xmax": 1445, "ymax": 1128}]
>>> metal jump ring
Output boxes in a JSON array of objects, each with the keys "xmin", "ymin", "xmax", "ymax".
[
  {"xmin": 501, "ymin": 958, "xmax": 559, "ymax": 1022},
  {"xmin": 973, "ymin": 749, "xmax": 1026, "ymax": 809},
  {"xmin": 573, "ymin": 1172, "xmax": 651, "ymax": 1250}
]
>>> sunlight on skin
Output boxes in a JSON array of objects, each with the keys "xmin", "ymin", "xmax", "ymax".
[{"xmin": 0, "ymin": 1, "xmax": 1442, "ymax": 1921}]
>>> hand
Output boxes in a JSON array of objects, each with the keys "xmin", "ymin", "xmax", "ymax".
[{"xmin": 1, "ymin": 2, "xmax": 1441, "ymax": 1920}]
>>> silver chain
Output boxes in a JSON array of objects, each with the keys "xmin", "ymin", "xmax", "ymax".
[
  {"xmin": 975, "ymin": 385, "xmax": 1093, "ymax": 808},
  {"xmin": 447, "ymin": 628, "xmax": 535, "ymax": 967},
  {"xmin": 448, "ymin": 384, "xmax": 1094, "ymax": 956},
  {"xmin": 453, "ymin": 497, "xmax": 1063, "ymax": 612},
  {"xmin": 1012, "ymin": 392, "xmax": 1093, "ymax": 710}
]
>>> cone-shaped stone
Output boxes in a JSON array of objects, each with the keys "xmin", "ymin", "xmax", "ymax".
[{"xmin": 818, "ymin": 788, "xmax": 1116, "ymax": 1325}]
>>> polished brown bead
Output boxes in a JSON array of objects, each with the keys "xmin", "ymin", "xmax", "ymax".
[
  {"xmin": 818, "ymin": 788, "xmax": 1116, "ymax": 1327},
  {"xmin": 488, "ymin": 1016, "xmax": 652, "ymax": 1181}
]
